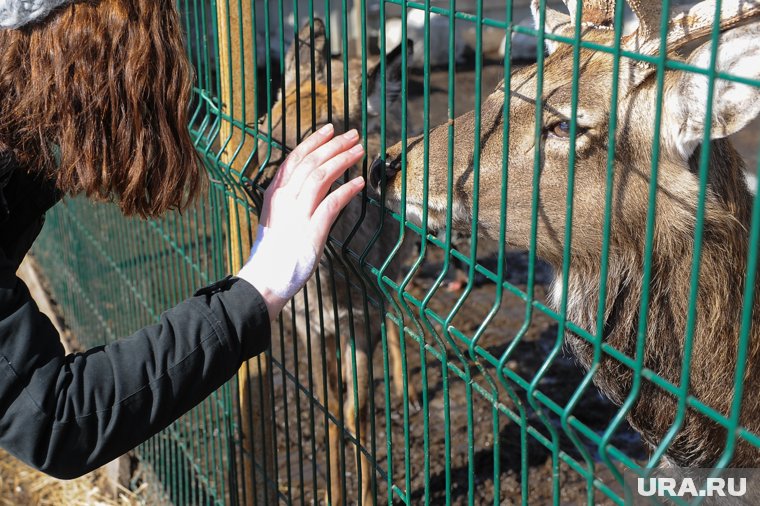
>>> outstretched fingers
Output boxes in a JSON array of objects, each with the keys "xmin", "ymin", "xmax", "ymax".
[
  {"xmin": 310, "ymin": 177, "xmax": 366, "ymax": 251},
  {"xmin": 289, "ymin": 129, "xmax": 361, "ymax": 194},
  {"xmin": 271, "ymin": 123, "xmax": 335, "ymax": 190},
  {"xmin": 298, "ymin": 143, "xmax": 365, "ymax": 214}
]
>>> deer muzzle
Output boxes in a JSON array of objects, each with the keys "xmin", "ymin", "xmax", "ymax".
[{"xmin": 369, "ymin": 155, "xmax": 402, "ymax": 194}]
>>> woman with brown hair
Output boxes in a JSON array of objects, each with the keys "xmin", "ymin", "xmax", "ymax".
[{"xmin": 0, "ymin": 1, "xmax": 364, "ymax": 479}]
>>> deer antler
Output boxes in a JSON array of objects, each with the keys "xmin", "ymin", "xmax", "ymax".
[
  {"xmin": 531, "ymin": 0, "xmax": 572, "ymax": 35},
  {"xmin": 566, "ymin": 0, "xmax": 616, "ymax": 28},
  {"xmin": 626, "ymin": 0, "xmax": 662, "ymax": 39},
  {"xmin": 531, "ymin": 0, "xmax": 616, "ymax": 36},
  {"xmin": 624, "ymin": 0, "xmax": 760, "ymax": 56},
  {"xmin": 532, "ymin": 0, "xmax": 760, "ymax": 55}
]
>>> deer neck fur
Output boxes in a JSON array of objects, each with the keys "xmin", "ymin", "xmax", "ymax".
[{"xmin": 552, "ymin": 139, "xmax": 760, "ymax": 466}]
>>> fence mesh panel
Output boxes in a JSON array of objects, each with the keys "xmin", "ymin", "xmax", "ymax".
[{"xmin": 31, "ymin": 0, "xmax": 760, "ymax": 504}]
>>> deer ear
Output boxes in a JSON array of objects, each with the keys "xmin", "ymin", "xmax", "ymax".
[
  {"xmin": 283, "ymin": 18, "xmax": 328, "ymax": 88},
  {"xmin": 366, "ymin": 40, "xmax": 413, "ymax": 116},
  {"xmin": 531, "ymin": 0, "xmax": 572, "ymax": 54},
  {"xmin": 666, "ymin": 23, "xmax": 760, "ymax": 159}
]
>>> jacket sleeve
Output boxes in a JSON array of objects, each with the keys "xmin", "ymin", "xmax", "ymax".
[{"xmin": 0, "ymin": 260, "xmax": 271, "ymax": 480}]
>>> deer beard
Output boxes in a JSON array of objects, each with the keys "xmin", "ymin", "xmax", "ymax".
[{"xmin": 383, "ymin": 192, "xmax": 476, "ymax": 240}]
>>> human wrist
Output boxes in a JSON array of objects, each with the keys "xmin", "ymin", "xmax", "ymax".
[
  {"xmin": 236, "ymin": 224, "xmax": 316, "ymax": 319},
  {"xmin": 239, "ymin": 282, "xmax": 286, "ymax": 321}
]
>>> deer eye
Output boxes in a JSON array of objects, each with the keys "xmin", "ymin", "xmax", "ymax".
[
  {"xmin": 549, "ymin": 120, "xmax": 571, "ymax": 138},
  {"xmin": 547, "ymin": 120, "xmax": 585, "ymax": 139}
]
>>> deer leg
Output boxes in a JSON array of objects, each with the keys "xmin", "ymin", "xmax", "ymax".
[
  {"xmin": 322, "ymin": 340, "xmax": 345, "ymax": 506},
  {"xmin": 344, "ymin": 344, "xmax": 373, "ymax": 506},
  {"xmin": 387, "ymin": 321, "xmax": 421, "ymax": 412},
  {"xmin": 327, "ymin": 401, "xmax": 344, "ymax": 506},
  {"xmin": 306, "ymin": 323, "xmax": 344, "ymax": 506}
]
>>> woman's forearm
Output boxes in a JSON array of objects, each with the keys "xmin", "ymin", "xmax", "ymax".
[{"xmin": 0, "ymin": 273, "xmax": 269, "ymax": 479}]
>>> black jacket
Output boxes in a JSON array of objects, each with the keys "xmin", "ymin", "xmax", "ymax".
[{"xmin": 0, "ymin": 155, "xmax": 271, "ymax": 479}]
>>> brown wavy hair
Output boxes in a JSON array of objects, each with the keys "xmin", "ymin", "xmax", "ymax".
[{"xmin": 0, "ymin": 0, "xmax": 202, "ymax": 217}]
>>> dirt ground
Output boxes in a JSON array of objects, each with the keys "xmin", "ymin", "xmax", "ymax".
[{"xmin": 269, "ymin": 254, "xmax": 644, "ymax": 505}]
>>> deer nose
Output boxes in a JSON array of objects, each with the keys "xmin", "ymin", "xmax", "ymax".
[{"xmin": 369, "ymin": 156, "xmax": 401, "ymax": 192}]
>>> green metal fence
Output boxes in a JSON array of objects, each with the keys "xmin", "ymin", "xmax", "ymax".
[{"xmin": 31, "ymin": 0, "xmax": 760, "ymax": 504}]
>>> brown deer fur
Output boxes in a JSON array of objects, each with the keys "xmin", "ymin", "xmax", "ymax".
[{"xmin": 374, "ymin": 5, "xmax": 760, "ymax": 468}]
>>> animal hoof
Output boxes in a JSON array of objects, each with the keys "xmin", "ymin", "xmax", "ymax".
[{"xmin": 407, "ymin": 394, "xmax": 423, "ymax": 414}]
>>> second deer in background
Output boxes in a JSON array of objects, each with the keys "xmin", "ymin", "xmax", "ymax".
[{"xmin": 252, "ymin": 20, "xmax": 416, "ymax": 506}]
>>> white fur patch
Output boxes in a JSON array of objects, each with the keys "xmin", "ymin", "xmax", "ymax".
[{"xmin": 666, "ymin": 24, "xmax": 760, "ymax": 160}]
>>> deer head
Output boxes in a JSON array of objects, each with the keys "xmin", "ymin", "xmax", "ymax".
[
  {"xmin": 371, "ymin": 0, "xmax": 760, "ymax": 267},
  {"xmin": 371, "ymin": 0, "xmax": 760, "ymax": 466},
  {"xmin": 251, "ymin": 19, "xmax": 410, "ymax": 180}
]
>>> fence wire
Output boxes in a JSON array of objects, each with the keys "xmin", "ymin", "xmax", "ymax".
[{"xmin": 31, "ymin": 0, "xmax": 760, "ymax": 505}]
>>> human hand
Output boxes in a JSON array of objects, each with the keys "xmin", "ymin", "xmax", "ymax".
[{"xmin": 237, "ymin": 124, "xmax": 365, "ymax": 319}]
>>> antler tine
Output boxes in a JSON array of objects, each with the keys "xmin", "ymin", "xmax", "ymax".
[
  {"xmin": 531, "ymin": 0, "xmax": 616, "ymax": 35},
  {"xmin": 531, "ymin": 0, "xmax": 573, "ymax": 34},
  {"xmin": 627, "ymin": 0, "xmax": 760, "ymax": 56},
  {"xmin": 565, "ymin": 0, "xmax": 616, "ymax": 28},
  {"xmin": 668, "ymin": 0, "xmax": 760, "ymax": 52},
  {"xmin": 626, "ymin": 0, "xmax": 662, "ymax": 39}
]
